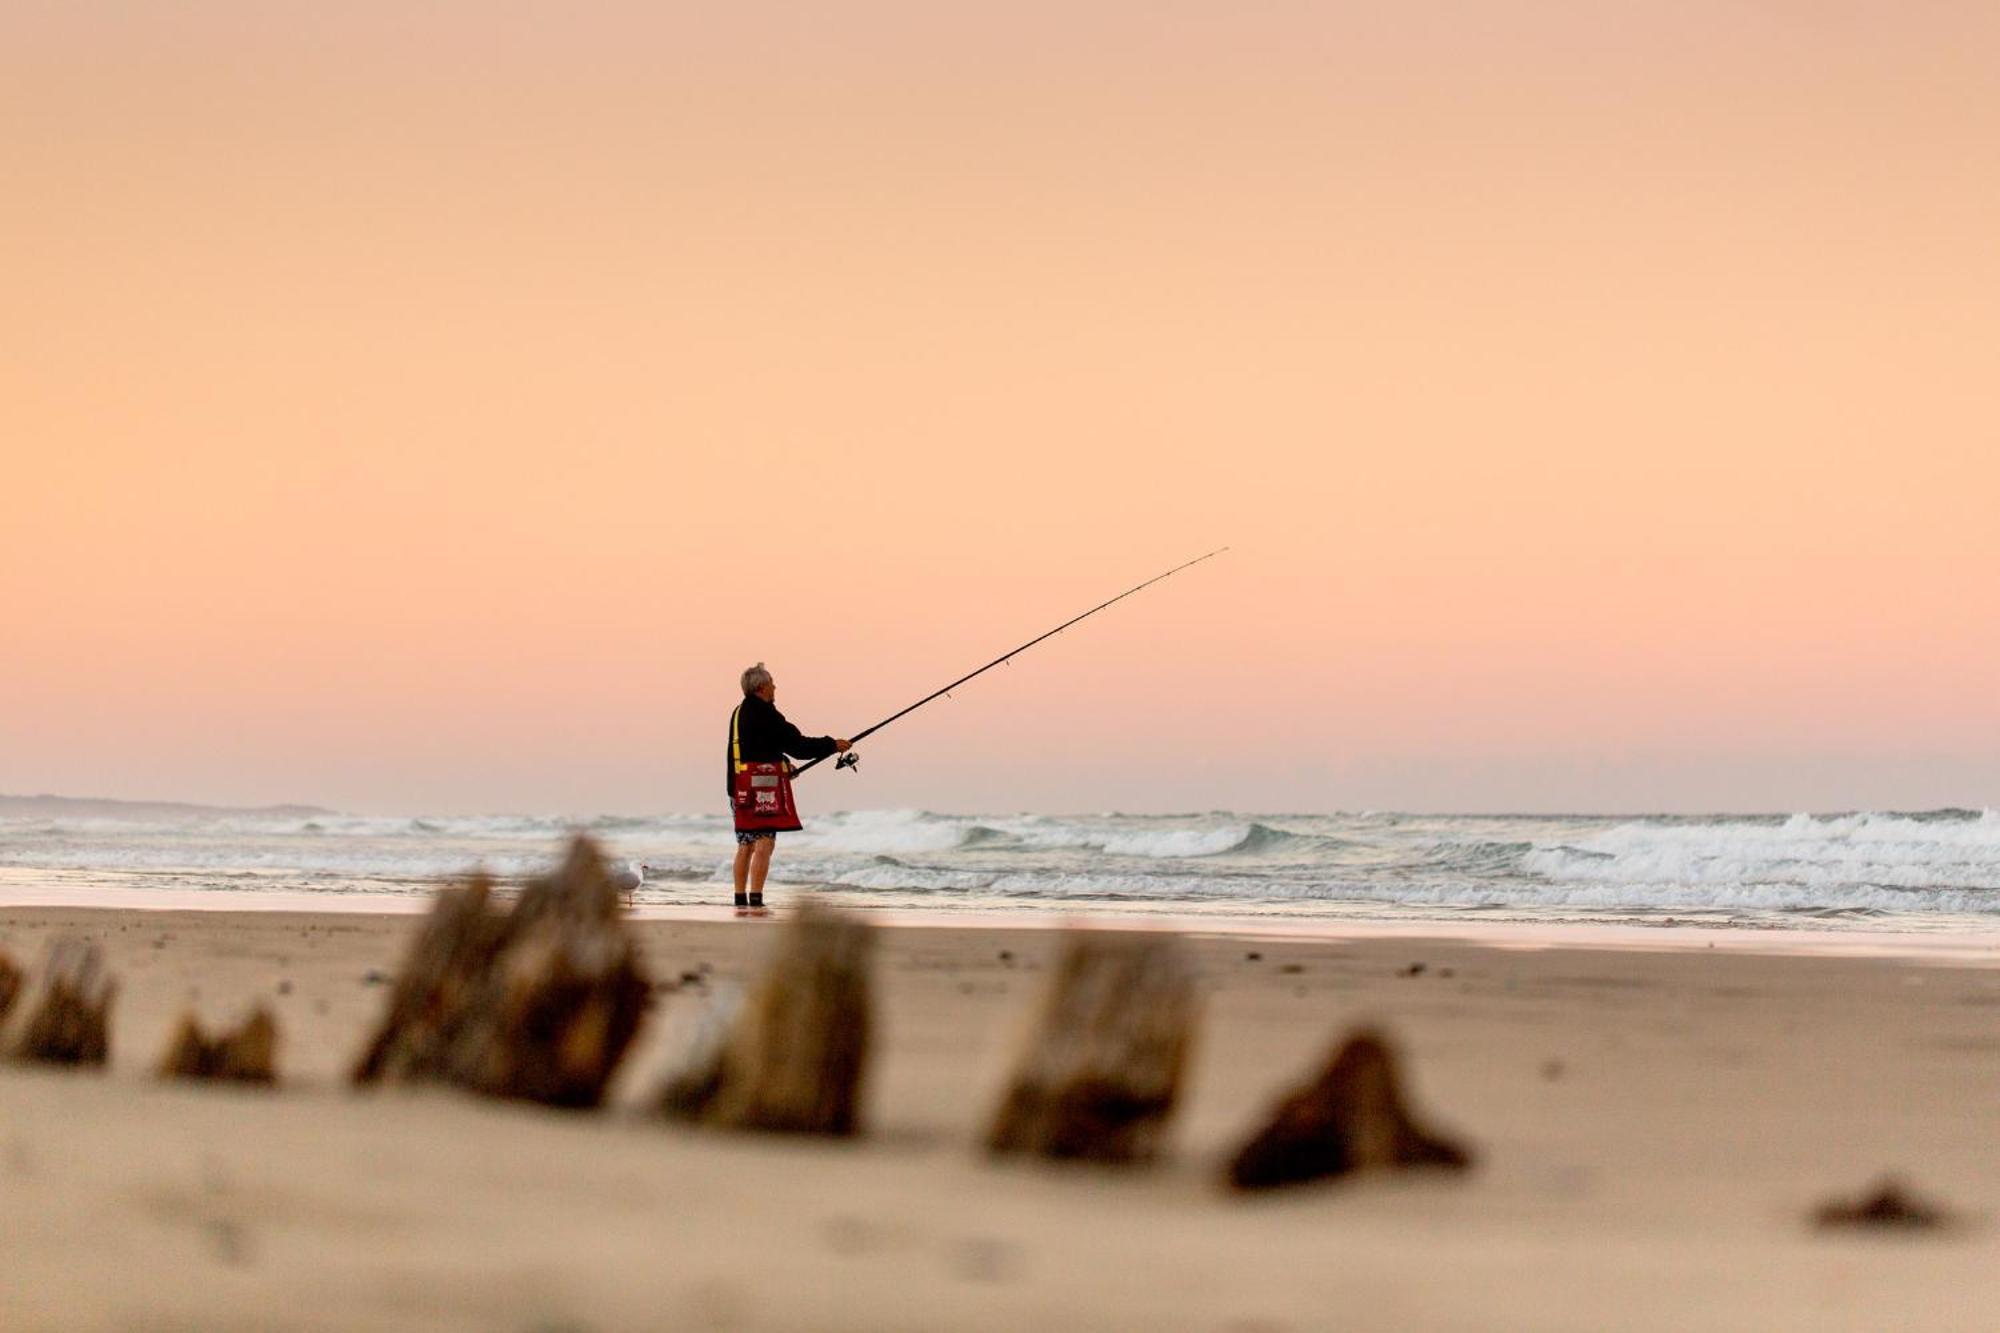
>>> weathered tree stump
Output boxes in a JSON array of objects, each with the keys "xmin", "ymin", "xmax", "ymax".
[
  {"xmin": 0, "ymin": 950, "xmax": 22, "ymax": 1025},
  {"xmin": 1226, "ymin": 1027, "xmax": 1471, "ymax": 1190},
  {"xmin": 659, "ymin": 904, "xmax": 873, "ymax": 1135},
  {"xmin": 9, "ymin": 938, "xmax": 117, "ymax": 1067},
  {"xmin": 985, "ymin": 932, "xmax": 1197, "ymax": 1163},
  {"xmin": 350, "ymin": 876, "xmax": 508, "ymax": 1084},
  {"xmin": 158, "ymin": 1006, "xmax": 279, "ymax": 1084},
  {"xmin": 351, "ymin": 836, "xmax": 652, "ymax": 1108}
]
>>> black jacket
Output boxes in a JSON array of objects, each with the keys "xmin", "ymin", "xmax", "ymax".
[{"xmin": 726, "ymin": 693, "xmax": 837, "ymax": 794}]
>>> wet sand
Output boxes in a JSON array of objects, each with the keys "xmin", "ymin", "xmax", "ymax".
[{"xmin": 2, "ymin": 905, "xmax": 1997, "ymax": 1331}]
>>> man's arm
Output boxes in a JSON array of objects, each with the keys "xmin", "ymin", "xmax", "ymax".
[{"xmin": 773, "ymin": 710, "xmax": 839, "ymax": 763}]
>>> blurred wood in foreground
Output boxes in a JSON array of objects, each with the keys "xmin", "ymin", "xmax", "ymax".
[
  {"xmin": 1227, "ymin": 1028, "xmax": 1471, "ymax": 1190},
  {"xmin": 158, "ymin": 1006, "xmax": 279, "ymax": 1085},
  {"xmin": 986, "ymin": 933, "xmax": 1197, "ymax": 1164},
  {"xmin": 8, "ymin": 938, "xmax": 116, "ymax": 1067},
  {"xmin": 352, "ymin": 836, "xmax": 651, "ymax": 1108},
  {"xmin": 0, "ymin": 950, "xmax": 22, "ymax": 1026},
  {"xmin": 1814, "ymin": 1177, "xmax": 1957, "ymax": 1231},
  {"xmin": 659, "ymin": 904, "xmax": 873, "ymax": 1136}
]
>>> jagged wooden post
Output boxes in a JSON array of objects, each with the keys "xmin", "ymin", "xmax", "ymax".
[
  {"xmin": 9, "ymin": 938, "xmax": 117, "ymax": 1067},
  {"xmin": 1226, "ymin": 1027, "xmax": 1471, "ymax": 1190},
  {"xmin": 986, "ymin": 932, "xmax": 1197, "ymax": 1163},
  {"xmin": 0, "ymin": 950, "xmax": 22, "ymax": 1026},
  {"xmin": 350, "ymin": 877, "xmax": 509, "ymax": 1086},
  {"xmin": 660, "ymin": 904, "xmax": 873, "ymax": 1136},
  {"xmin": 158, "ymin": 1006, "xmax": 279, "ymax": 1084},
  {"xmin": 351, "ymin": 836, "xmax": 652, "ymax": 1108}
]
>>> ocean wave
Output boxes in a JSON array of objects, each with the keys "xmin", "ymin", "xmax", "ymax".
[
  {"xmin": 1522, "ymin": 810, "xmax": 2000, "ymax": 893},
  {"xmin": 794, "ymin": 810, "xmax": 992, "ymax": 855},
  {"xmin": 788, "ymin": 866, "xmax": 2000, "ymax": 915},
  {"xmin": 1414, "ymin": 839, "xmax": 1538, "ymax": 876},
  {"xmin": 1100, "ymin": 822, "xmax": 1290, "ymax": 858},
  {"xmin": 960, "ymin": 815, "xmax": 1305, "ymax": 859},
  {"xmin": 1357, "ymin": 877, "xmax": 2000, "ymax": 915},
  {"xmin": 12, "ymin": 806, "xmax": 2000, "ymax": 922},
  {"xmin": 829, "ymin": 862, "xmax": 997, "ymax": 893},
  {"xmin": 788, "ymin": 812, "xmax": 1299, "ymax": 860}
]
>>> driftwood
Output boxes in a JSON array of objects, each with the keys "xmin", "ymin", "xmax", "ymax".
[
  {"xmin": 158, "ymin": 1006, "xmax": 279, "ymax": 1084},
  {"xmin": 659, "ymin": 904, "xmax": 872, "ymax": 1135},
  {"xmin": 1814, "ymin": 1177, "xmax": 1957, "ymax": 1231},
  {"xmin": 985, "ymin": 933, "xmax": 1197, "ymax": 1163},
  {"xmin": 351, "ymin": 836, "xmax": 651, "ymax": 1108},
  {"xmin": 0, "ymin": 950, "xmax": 22, "ymax": 1025},
  {"xmin": 350, "ymin": 877, "xmax": 511, "ymax": 1082},
  {"xmin": 1226, "ymin": 1028, "xmax": 1471, "ymax": 1190},
  {"xmin": 9, "ymin": 939, "xmax": 117, "ymax": 1066}
]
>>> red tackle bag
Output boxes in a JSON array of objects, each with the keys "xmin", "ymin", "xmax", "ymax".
[
  {"xmin": 731, "ymin": 762, "xmax": 802, "ymax": 833},
  {"xmin": 730, "ymin": 706, "xmax": 804, "ymax": 833}
]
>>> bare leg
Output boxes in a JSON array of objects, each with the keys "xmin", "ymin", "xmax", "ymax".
[
  {"xmin": 748, "ymin": 837, "xmax": 776, "ymax": 902},
  {"xmin": 733, "ymin": 842, "xmax": 752, "ymax": 899}
]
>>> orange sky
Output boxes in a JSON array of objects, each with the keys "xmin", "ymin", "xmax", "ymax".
[{"xmin": 3, "ymin": 2, "xmax": 1996, "ymax": 814}]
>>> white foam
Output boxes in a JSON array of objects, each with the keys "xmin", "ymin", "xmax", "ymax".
[
  {"xmin": 978, "ymin": 815, "xmax": 1265, "ymax": 858},
  {"xmin": 792, "ymin": 810, "xmax": 982, "ymax": 855},
  {"xmin": 1523, "ymin": 811, "xmax": 2000, "ymax": 896},
  {"xmin": 1100, "ymin": 824, "xmax": 1257, "ymax": 858}
]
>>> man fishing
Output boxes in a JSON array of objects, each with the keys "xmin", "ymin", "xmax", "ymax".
[
  {"xmin": 722, "ymin": 552, "xmax": 1223, "ymax": 916},
  {"xmin": 726, "ymin": 663, "xmax": 849, "ymax": 915}
]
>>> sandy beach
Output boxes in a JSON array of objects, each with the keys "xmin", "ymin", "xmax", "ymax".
[
  {"xmin": 0, "ymin": 905, "xmax": 1994, "ymax": 1331},
  {"xmin": 12, "ymin": 0, "xmax": 1999, "ymax": 1324}
]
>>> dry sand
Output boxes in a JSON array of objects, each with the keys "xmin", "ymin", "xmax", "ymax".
[{"xmin": 1, "ymin": 905, "xmax": 1996, "ymax": 1331}]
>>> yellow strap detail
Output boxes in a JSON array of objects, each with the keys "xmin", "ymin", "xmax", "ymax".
[{"xmin": 731, "ymin": 705, "xmax": 744, "ymax": 773}]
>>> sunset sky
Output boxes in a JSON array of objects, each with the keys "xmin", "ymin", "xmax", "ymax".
[{"xmin": 4, "ymin": 2, "xmax": 1997, "ymax": 815}]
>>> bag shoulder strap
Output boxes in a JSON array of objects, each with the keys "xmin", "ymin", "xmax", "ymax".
[{"xmin": 730, "ymin": 705, "xmax": 743, "ymax": 773}]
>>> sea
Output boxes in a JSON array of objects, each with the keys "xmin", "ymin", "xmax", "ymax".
[{"xmin": 5, "ymin": 805, "xmax": 2000, "ymax": 933}]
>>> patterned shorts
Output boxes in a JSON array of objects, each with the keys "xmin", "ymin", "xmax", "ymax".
[{"xmin": 735, "ymin": 830, "xmax": 777, "ymax": 846}]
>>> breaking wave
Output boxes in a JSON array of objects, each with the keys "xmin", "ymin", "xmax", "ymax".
[{"xmin": 1524, "ymin": 811, "xmax": 2000, "ymax": 894}]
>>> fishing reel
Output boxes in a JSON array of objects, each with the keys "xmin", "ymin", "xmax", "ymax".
[{"xmin": 835, "ymin": 750, "xmax": 861, "ymax": 773}]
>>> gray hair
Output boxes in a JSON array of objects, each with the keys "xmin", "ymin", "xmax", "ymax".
[{"xmin": 740, "ymin": 662, "xmax": 772, "ymax": 696}]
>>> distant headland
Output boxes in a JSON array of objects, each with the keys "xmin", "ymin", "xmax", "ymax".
[{"xmin": 0, "ymin": 794, "xmax": 334, "ymax": 820}]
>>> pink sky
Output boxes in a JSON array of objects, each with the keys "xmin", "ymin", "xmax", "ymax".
[{"xmin": 3, "ymin": 2, "xmax": 1997, "ymax": 814}]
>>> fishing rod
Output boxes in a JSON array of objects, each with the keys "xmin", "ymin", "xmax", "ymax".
[{"xmin": 792, "ymin": 547, "xmax": 1228, "ymax": 779}]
